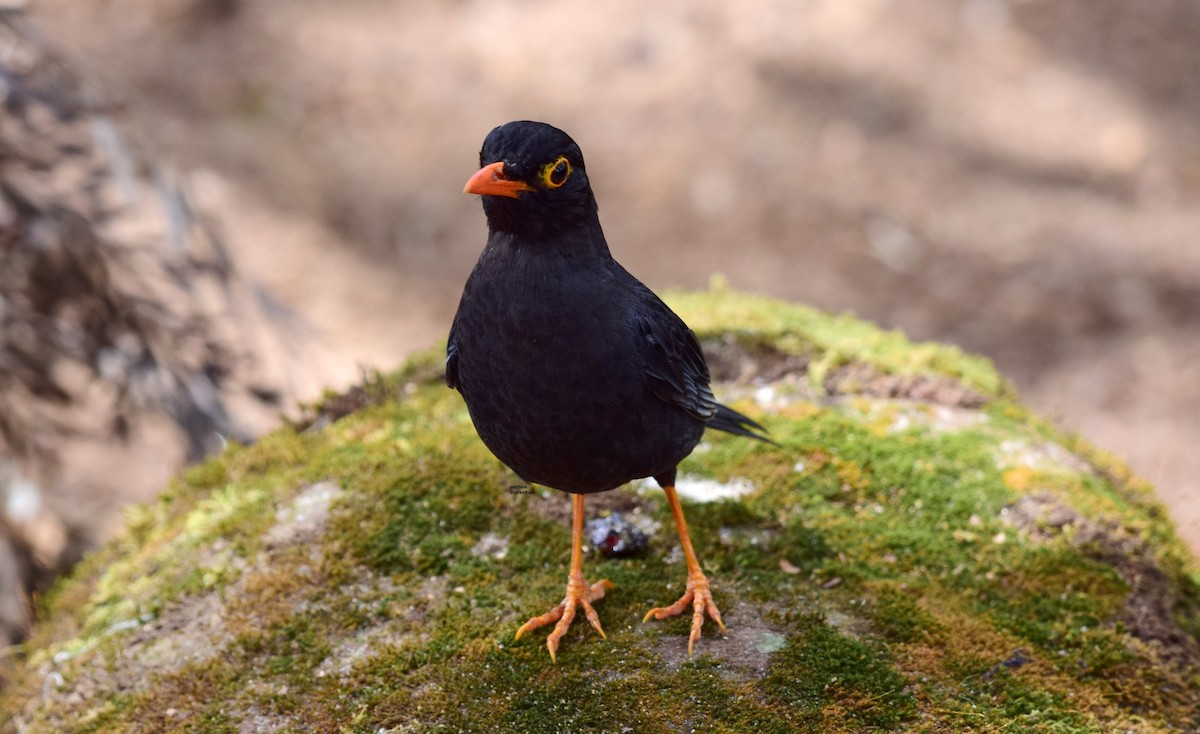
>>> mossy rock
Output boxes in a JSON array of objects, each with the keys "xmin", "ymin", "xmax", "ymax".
[{"xmin": 3, "ymin": 288, "xmax": 1199, "ymax": 733}]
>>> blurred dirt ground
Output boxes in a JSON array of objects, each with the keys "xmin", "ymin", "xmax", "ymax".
[{"xmin": 25, "ymin": 0, "xmax": 1200, "ymax": 553}]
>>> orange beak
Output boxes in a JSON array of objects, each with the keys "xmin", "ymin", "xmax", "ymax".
[{"xmin": 463, "ymin": 161, "xmax": 534, "ymax": 199}]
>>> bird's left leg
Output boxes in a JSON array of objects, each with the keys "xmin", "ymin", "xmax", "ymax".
[
  {"xmin": 642, "ymin": 484, "xmax": 726, "ymax": 655},
  {"xmin": 514, "ymin": 493, "xmax": 613, "ymax": 662}
]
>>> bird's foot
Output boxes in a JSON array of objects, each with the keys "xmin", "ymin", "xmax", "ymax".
[
  {"xmin": 642, "ymin": 569, "xmax": 726, "ymax": 656},
  {"xmin": 515, "ymin": 572, "xmax": 614, "ymax": 662}
]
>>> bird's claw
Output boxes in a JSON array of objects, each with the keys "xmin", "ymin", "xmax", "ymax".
[
  {"xmin": 515, "ymin": 573, "xmax": 613, "ymax": 662},
  {"xmin": 642, "ymin": 570, "xmax": 726, "ymax": 656}
]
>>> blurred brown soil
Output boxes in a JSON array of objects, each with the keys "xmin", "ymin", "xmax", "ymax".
[{"xmin": 26, "ymin": 0, "xmax": 1200, "ymax": 554}]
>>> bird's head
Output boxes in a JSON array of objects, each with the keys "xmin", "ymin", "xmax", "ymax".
[{"xmin": 463, "ymin": 121, "xmax": 598, "ymax": 240}]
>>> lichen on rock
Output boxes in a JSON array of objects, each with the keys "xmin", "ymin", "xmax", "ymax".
[{"xmin": 3, "ymin": 289, "xmax": 1198, "ymax": 733}]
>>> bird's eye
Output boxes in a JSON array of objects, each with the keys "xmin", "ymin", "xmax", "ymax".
[{"xmin": 540, "ymin": 156, "xmax": 571, "ymax": 189}]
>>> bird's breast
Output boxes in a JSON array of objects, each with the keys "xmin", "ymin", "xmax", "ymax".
[
  {"xmin": 458, "ymin": 261, "xmax": 626, "ymax": 391},
  {"xmin": 450, "ymin": 249, "xmax": 698, "ymax": 492}
]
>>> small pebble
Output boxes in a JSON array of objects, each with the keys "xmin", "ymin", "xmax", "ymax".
[{"xmin": 585, "ymin": 512, "xmax": 649, "ymax": 558}]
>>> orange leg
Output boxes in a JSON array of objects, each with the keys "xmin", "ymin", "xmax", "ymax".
[
  {"xmin": 642, "ymin": 485, "xmax": 727, "ymax": 655},
  {"xmin": 514, "ymin": 493, "xmax": 613, "ymax": 662}
]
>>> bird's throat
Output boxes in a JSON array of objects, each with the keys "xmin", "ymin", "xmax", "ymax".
[{"xmin": 484, "ymin": 222, "xmax": 612, "ymax": 262}]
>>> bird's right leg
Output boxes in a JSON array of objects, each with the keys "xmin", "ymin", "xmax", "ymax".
[{"xmin": 514, "ymin": 492, "xmax": 613, "ymax": 662}]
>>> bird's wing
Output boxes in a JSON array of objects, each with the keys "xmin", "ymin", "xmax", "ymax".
[
  {"xmin": 445, "ymin": 316, "xmax": 460, "ymax": 391},
  {"xmin": 634, "ymin": 289, "xmax": 718, "ymax": 422}
]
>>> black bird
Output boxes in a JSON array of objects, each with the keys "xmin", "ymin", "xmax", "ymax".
[{"xmin": 448, "ymin": 121, "xmax": 769, "ymax": 661}]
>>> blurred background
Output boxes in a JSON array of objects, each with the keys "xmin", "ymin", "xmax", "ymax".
[{"xmin": 2, "ymin": 0, "xmax": 1198, "ymax": 650}]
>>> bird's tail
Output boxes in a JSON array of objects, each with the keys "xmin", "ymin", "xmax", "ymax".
[{"xmin": 707, "ymin": 403, "xmax": 776, "ymax": 444}]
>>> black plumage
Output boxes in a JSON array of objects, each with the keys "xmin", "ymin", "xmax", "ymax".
[
  {"xmin": 448, "ymin": 120, "xmax": 769, "ymax": 660},
  {"xmin": 448, "ymin": 121, "xmax": 766, "ymax": 493}
]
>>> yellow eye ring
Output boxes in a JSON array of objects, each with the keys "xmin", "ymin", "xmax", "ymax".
[{"xmin": 540, "ymin": 156, "xmax": 572, "ymax": 189}]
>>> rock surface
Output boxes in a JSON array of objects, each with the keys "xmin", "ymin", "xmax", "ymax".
[
  {"xmin": 0, "ymin": 8, "xmax": 284, "ymax": 657},
  {"xmin": 3, "ymin": 289, "xmax": 1198, "ymax": 733}
]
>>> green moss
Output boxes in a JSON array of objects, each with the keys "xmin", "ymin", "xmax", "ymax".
[
  {"xmin": 973, "ymin": 545, "xmax": 1128, "ymax": 654},
  {"xmin": 666, "ymin": 284, "xmax": 1013, "ymax": 399},
  {"xmin": 956, "ymin": 667, "xmax": 1098, "ymax": 732},
  {"xmin": 867, "ymin": 586, "xmax": 941, "ymax": 644},
  {"xmin": 4, "ymin": 289, "xmax": 1198, "ymax": 734},
  {"xmin": 762, "ymin": 615, "xmax": 915, "ymax": 728}
]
